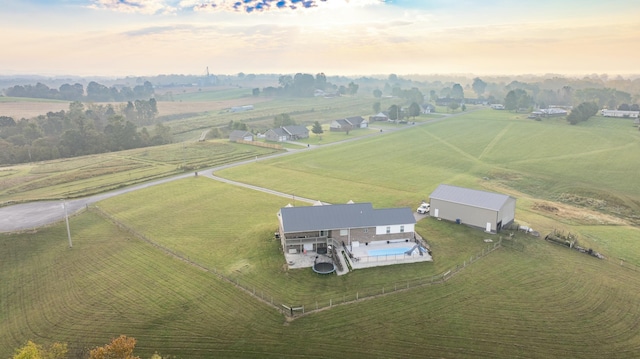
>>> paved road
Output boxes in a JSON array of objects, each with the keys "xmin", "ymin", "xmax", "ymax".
[{"xmin": 0, "ymin": 112, "xmax": 461, "ymax": 233}]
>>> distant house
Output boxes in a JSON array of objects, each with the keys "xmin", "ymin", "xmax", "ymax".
[
  {"xmin": 634, "ymin": 118, "xmax": 640, "ymax": 126},
  {"xmin": 277, "ymin": 202, "xmax": 416, "ymax": 254},
  {"xmin": 229, "ymin": 130, "xmax": 254, "ymax": 142},
  {"xmin": 229, "ymin": 105, "xmax": 254, "ymax": 112},
  {"xmin": 462, "ymin": 98, "xmax": 486, "ymax": 105},
  {"xmin": 264, "ymin": 125, "xmax": 309, "ymax": 142},
  {"xmin": 601, "ymin": 109, "xmax": 640, "ymax": 118},
  {"xmin": 329, "ymin": 116, "xmax": 369, "ymax": 132},
  {"xmin": 436, "ymin": 97, "xmax": 460, "ymax": 106},
  {"xmin": 421, "ymin": 104, "xmax": 436, "ymax": 114},
  {"xmin": 490, "ymin": 104, "xmax": 505, "ymax": 110},
  {"xmin": 528, "ymin": 108, "xmax": 568, "ymax": 119},
  {"xmin": 369, "ymin": 112, "xmax": 389, "ymax": 122},
  {"xmin": 429, "ymin": 184, "xmax": 516, "ymax": 233}
]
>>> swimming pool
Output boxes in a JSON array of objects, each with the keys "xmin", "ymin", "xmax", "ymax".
[{"xmin": 368, "ymin": 247, "xmax": 412, "ymax": 256}]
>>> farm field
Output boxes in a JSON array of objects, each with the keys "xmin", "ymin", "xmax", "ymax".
[
  {"xmin": 0, "ymin": 141, "xmax": 279, "ymax": 205},
  {"xmin": 2, "ymin": 105, "xmax": 640, "ymax": 357},
  {"xmin": 0, "ymin": 97, "xmax": 71, "ymax": 119}
]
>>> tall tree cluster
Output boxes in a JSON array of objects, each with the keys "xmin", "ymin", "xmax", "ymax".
[
  {"xmin": 0, "ymin": 100, "xmax": 169, "ymax": 165},
  {"xmin": 263, "ymin": 73, "xmax": 355, "ymax": 97}
]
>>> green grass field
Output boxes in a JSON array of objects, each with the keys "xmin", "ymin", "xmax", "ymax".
[
  {"xmin": 2, "ymin": 105, "xmax": 640, "ymax": 357},
  {"xmin": 0, "ymin": 141, "xmax": 279, "ymax": 204}
]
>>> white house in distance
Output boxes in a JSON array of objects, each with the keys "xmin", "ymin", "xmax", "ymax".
[
  {"xmin": 600, "ymin": 109, "xmax": 640, "ymax": 118},
  {"xmin": 329, "ymin": 116, "xmax": 369, "ymax": 132},
  {"xmin": 429, "ymin": 184, "xmax": 516, "ymax": 233}
]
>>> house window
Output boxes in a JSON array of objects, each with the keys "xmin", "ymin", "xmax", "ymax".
[
  {"xmin": 364, "ymin": 228, "xmax": 368, "ymax": 233},
  {"xmin": 386, "ymin": 226, "xmax": 391, "ymax": 234},
  {"xmin": 340, "ymin": 229, "xmax": 348, "ymax": 236},
  {"xmin": 400, "ymin": 225, "xmax": 404, "ymax": 233}
]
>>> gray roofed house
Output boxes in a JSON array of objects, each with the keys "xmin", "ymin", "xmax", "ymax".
[
  {"xmin": 264, "ymin": 125, "xmax": 309, "ymax": 142},
  {"xmin": 429, "ymin": 184, "xmax": 516, "ymax": 233},
  {"xmin": 369, "ymin": 112, "xmax": 389, "ymax": 122},
  {"xmin": 228, "ymin": 130, "xmax": 254, "ymax": 142},
  {"xmin": 277, "ymin": 203, "xmax": 416, "ymax": 254},
  {"xmin": 329, "ymin": 116, "xmax": 369, "ymax": 132}
]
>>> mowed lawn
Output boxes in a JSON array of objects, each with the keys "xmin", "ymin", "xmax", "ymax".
[
  {"xmin": 95, "ymin": 177, "xmax": 494, "ymax": 308},
  {"xmin": 3, "ymin": 211, "xmax": 640, "ymax": 358},
  {"xmin": 217, "ymin": 109, "xmax": 640, "ymax": 261},
  {"xmin": 3, "ymin": 108, "xmax": 640, "ymax": 357}
]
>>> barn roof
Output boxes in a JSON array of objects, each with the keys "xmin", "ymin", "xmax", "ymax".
[
  {"xmin": 429, "ymin": 184, "xmax": 513, "ymax": 212},
  {"xmin": 279, "ymin": 203, "xmax": 415, "ymax": 233}
]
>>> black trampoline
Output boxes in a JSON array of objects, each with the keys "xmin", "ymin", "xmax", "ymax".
[{"xmin": 313, "ymin": 261, "xmax": 336, "ymax": 274}]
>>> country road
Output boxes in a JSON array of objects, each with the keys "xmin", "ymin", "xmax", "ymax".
[{"xmin": 0, "ymin": 111, "xmax": 460, "ymax": 233}]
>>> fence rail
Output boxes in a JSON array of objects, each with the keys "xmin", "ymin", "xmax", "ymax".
[{"xmin": 90, "ymin": 205, "xmax": 502, "ymax": 318}]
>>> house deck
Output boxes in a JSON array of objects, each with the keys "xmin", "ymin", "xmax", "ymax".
[{"xmin": 284, "ymin": 238, "xmax": 431, "ymax": 275}]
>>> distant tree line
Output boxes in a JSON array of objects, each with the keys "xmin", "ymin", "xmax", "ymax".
[
  {"xmin": 4, "ymin": 80, "xmax": 154, "ymax": 102},
  {"xmin": 259, "ymin": 73, "xmax": 358, "ymax": 97},
  {"xmin": 0, "ymin": 100, "xmax": 170, "ymax": 165}
]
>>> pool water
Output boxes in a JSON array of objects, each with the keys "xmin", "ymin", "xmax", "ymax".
[{"xmin": 368, "ymin": 247, "xmax": 412, "ymax": 256}]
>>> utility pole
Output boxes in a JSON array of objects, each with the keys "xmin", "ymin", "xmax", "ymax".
[{"xmin": 62, "ymin": 201, "xmax": 72, "ymax": 248}]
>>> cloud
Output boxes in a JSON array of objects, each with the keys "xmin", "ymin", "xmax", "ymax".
[
  {"xmin": 183, "ymin": 0, "xmax": 329, "ymax": 13},
  {"xmin": 88, "ymin": 0, "xmax": 177, "ymax": 14},
  {"xmin": 88, "ymin": 0, "xmax": 383, "ymax": 14}
]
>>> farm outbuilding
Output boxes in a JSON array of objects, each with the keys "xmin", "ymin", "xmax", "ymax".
[{"xmin": 429, "ymin": 184, "xmax": 516, "ymax": 233}]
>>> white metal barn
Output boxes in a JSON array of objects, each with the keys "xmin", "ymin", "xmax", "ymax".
[{"xmin": 429, "ymin": 184, "xmax": 516, "ymax": 233}]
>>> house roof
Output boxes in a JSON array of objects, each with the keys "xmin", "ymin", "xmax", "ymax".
[
  {"xmin": 346, "ymin": 116, "xmax": 366, "ymax": 125},
  {"xmin": 267, "ymin": 127, "xmax": 288, "ymax": 137},
  {"xmin": 283, "ymin": 125, "xmax": 309, "ymax": 136},
  {"xmin": 229, "ymin": 130, "xmax": 252, "ymax": 139},
  {"xmin": 332, "ymin": 119, "xmax": 351, "ymax": 127},
  {"xmin": 279, "ymin": 203, "xmax": 416, "ymax": 233},
  {"xmin": 429, "ymin": 184, "xmax": 514, "ymax": 212}
]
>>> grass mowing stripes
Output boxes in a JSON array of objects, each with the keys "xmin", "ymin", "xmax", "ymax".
[{"xmin": 3, "ymin": 107, "xmax": 640, "ymax": 357}]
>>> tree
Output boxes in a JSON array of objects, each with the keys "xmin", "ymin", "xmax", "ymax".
[
  {"xmin": 315, "ymin": 73, "xmax": 327, "ymax": 91},
  {"xmin": 0, "ymin": 116, "xmax": 16, "ymax": 127},
  {"xmin": 388, "ymin": 104, "xmax": 400, "ymax": 121},
  {"xmin": 89, "ymin": 335, "xmax": 140, "ymax": 359},
  {"xmin": 461, "ymin": 104, "xmax": 467, "ymax": 111},
  {"xmin": 347, "ymin": 82, "xmax": 359, "ymax": 95},
  {"xmin": 448, "ymin": 102, "xmax": 460, "ymax": 112},
  {"xmin": 373, "ymin": 89, "xmax": 382, "ymax": 98},
  {"xmin": 12, "ymin": 340, "xmax": 67, "ymax": 359},
  {"xmin": 252, "ymin": 88, "xmax": 260, "ymax": 96},
  {"xmin": 273, "ymin": 113, "xmax": 295, "ymax": 127},
  {"xmin": 472, "ymin": 77, "xmax": 487, "ymax": 98},
  {"xmin": 504, "ymin": 89, "xmax": 530, "ymax": 112},
  {"xmin": 293, "ymin": 73, "xmax": 315, "ymax": 97},
  {"xmin": 451, "ymin": 83, "xmax": 464, "ymax": 100},
  {"xmin": 567, "ymin": 102, "xmax": 599, "ymax": 125},
  {"xmin": 311, "ymin": 121, "xmax": 323, "ymax": 137},
  {"xmin": 373, "ymin": 101, "xmax": 381, "ymax": 114},
  {"xmin": 408, "ymin": 102, "xmax": 421, "ymax": 119}
]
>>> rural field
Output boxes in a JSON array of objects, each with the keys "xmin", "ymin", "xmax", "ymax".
[{"xmin": 2, "ymin": 97, "xmax": 640, "ymax": 358}]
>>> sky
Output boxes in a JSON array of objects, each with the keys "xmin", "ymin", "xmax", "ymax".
[{"xmin": 2, "ymin": 0, "xmax": 640, "ymax": 77}]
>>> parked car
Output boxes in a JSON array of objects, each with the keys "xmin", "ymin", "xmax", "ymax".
[{"xmin": 417, "ymin": 203, "xmax": 430, "ymax": 214}]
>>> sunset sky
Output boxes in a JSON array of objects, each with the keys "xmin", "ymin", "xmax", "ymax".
[{"xmin": 2, "ymin": 0, "xmax": 640, "ymax": 77}]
